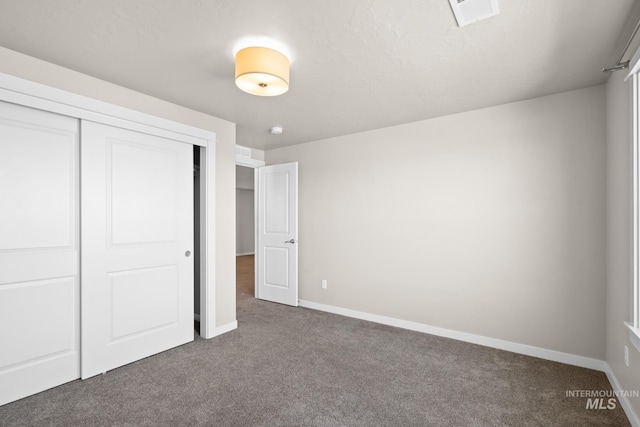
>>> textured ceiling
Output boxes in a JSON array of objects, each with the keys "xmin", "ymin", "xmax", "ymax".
[{"xmin": 0, "ymin": 0, "xmax": 636, "ymax": 150}]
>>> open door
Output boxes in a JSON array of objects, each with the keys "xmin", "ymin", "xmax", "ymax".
[{"xmin": 256, "ymin": 162, "xmax": 298, "ymax": 306}]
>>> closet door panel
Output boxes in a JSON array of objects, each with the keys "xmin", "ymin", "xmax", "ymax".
[
  {"xmin": 0, "ymin": 101, "xmax": 79, "ymax": 406},
  {"xmin": 81, "ymin": 120, "xmax": 194, "ymax": 379}
]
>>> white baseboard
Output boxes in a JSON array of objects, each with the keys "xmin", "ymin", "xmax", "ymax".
[
  {"xmin": 208, "ymin": 320, "xmax": 238, "ymax": 338},
  {"xmin": 604, "ymin": 363, "xmax": 640, "ymax": 427},
  {"xmin": 236, "ymin": 252, "xmax": 254, "ymax": 257},
  {"xmin": 298, "ymin": 300, "xmax": 606, "ymax": 372}
]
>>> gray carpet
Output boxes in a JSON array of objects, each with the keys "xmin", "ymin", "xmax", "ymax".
[{"xmin": 0, "ymin": 290, "xmax": 632, "ymax": 426}]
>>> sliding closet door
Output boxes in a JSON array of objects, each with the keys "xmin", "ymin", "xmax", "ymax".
[
  {"xmin": 81, "ymin": 121, "xmax": 193, "ymax": 379},
  {"xmin": 0, "ymin": 102, "xmax": 79, "ymax": 405}
]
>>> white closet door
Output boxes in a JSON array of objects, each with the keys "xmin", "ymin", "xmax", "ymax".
[
  {"xmin": 81, "ymin": 121, "xmax": 193, "ymax": 379},
  {"xmin": 0, "ymin": 102, "xmax": 79, "ymax": 405}
]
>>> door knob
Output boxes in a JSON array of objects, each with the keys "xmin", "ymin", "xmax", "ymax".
[
  {"xmin": 185, "ymin": 250, "xmax": 191, "ymax": 257},
  {"xmin": 284, "ymin": 239, "xmax": 295, "ymax": 244}
]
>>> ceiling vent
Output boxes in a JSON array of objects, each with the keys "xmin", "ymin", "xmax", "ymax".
[
  {"xmin": 236, "ymin": 145, "xmax": 252, "ymax": 159},
  {"xmin": 449, "ymin": 0, "xmax": 499, "ymax": 27}
]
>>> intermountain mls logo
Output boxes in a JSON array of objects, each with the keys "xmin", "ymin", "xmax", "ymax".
[{"xmin": 565, "ymin": 389, "xmax": 639, "ymax": 410}]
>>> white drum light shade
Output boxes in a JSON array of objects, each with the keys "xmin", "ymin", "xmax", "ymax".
[{"xmin": 235, "ymin": 47, "xmax": 290, "ymax": 96}]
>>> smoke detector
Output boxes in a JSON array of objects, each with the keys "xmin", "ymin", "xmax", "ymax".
[{"xmin": 449, "ymin": 0, "xmax": 499, "ymax": 27}]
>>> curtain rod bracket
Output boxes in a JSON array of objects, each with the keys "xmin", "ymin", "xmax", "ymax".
[
  {"xmin": 603, "ymin": 60, "xmax": 631, "ymax": 73},
  {"xmin": 603, "ymin": 17, "xmax": 640, "ymax": 73}
]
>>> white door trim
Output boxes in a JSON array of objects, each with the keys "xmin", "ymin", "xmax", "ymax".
[
  {"xmin": 0, "ymin": 72, "xmax": 218, "ymax": 340},
  {"xmin": 0, "ymin": 73, "xmax": 215, "ymax": 144}
]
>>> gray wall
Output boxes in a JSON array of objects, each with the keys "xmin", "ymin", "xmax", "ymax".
[
  {"xmin": 606, "ymin": 71, "xmax": 640, "ymax": 417},
  {"xmin": 236, "ymin": 188, "xmax": 254, "ymax": 255},
  {"xmin": 266, "ymin": 85, "xmax": 607, "ymax": 359},
  {"xmin": 236, "ymin": 165, "xmax": 255, "ymax": 190}
]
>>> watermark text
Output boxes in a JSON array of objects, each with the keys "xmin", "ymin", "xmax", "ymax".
[{"xmin": 565, "ymin": 389, "xmax": 639, "ymax": 410}]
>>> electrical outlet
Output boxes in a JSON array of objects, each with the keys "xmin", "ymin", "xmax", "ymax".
[
  {"xmin": 625, "ymin": 345, "xmax": 630, "ymax": 367},
  {"xmin": 321, "ymin": 279, "xmax": 327, "ymax": 290}
]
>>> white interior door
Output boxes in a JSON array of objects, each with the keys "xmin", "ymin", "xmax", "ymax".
[
  {"xmin": 257, "ymin": 162, "xmax": 298, "ymax": 306},
  {"xmin": 81, "ymin": 121, "xmax": 193, "ymax": 379},
  {"xmin": 0, "ymin": 102, "xmax": 79, "ymax": 405}
]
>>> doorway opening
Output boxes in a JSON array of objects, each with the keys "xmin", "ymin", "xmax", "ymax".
[
  {"xmin": 194, "ymin": 147, "xmax": 201, "ymax": 333},
  {"xmin": 235, "ymin": 148, "xmax": 299, "ymax": 308},
  {"xmin": 236, "ymin": 164, "xmax": 255, "ymax": 301},
  {"xmin": 193, "ymin": 145, "xmax": 209, "ymax": 337}
]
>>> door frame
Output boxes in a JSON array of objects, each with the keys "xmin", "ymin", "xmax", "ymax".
[
  {"xmin": 0, "ymin": 72, "xmax": 219, "ymax": 339},
  {"xmin": 235, "ymin": 147, "xmax": 265, "ymax": 298}
]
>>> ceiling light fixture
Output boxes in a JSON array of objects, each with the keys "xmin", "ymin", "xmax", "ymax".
[
  {"xmin": 235, "ymin": 47, "xmax": 290, "ymax": 96},
  {"xmin": 270, "ymin": 126, "xmax": 283, "ymax": 135}
]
